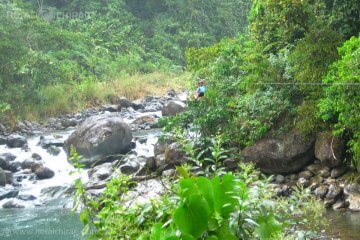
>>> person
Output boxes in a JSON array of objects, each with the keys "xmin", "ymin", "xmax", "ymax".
[{"xmin": 195, "ymin": 79, "xmax": 206, "ymax": 100}]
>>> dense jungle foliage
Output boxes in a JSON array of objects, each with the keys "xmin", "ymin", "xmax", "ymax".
[
  {"xmin": 0, "ymin": 0, "xmax": 251, "ymax": 121},
  {"xmin": 167, "ymin": 0, "xmax": 360, "ymax": 171}
]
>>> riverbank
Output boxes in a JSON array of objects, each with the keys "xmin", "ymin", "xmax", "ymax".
[{"xmin": 0, "ymin": 71, "xmax": 190, "ymax": 128}]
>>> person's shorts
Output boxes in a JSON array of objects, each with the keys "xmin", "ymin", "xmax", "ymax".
[{"xmin": 198, "ymin": 92, "xmax": 204, "ymax": 97}]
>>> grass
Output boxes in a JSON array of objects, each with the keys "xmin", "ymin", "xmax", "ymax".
[{"xmin": 10, "ymin": 71, "xmax": 190, "ymax": 122}]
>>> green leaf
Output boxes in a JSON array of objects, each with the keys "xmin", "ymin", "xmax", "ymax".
[{"xmin": 173, "ymin": 193, "xmax": 210, "ymax": 239}]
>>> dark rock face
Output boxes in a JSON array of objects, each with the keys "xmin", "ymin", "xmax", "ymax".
[
  {"xmin": 161, "ymin": 101, "xmax": 187, "ymax": 117},
  {"xmin": 315, "ymin": 131, "xmax": 345, "ymax": 167},
  {"xmin": 119, "ymin": 97, "xmax": 131, "ymax": 108},
  {"xmin": 6, "ymin": 135, "xmax": 27, "ymax": 148},
  {"xmin": 65, "ymin": 115, "xmax": 132, "ymax": 167},
  {"xmin": 242, "ymin": 130, "xmax": 315, "ymax": 174}
]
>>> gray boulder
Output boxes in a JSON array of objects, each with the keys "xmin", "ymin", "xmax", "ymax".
[
  {"xmin": 65, "ymin": 115, "xmax": 132, "ymax": 168},
  {"xmin": 46, "ymin": 146, "xmax": 61, "ymax": 156},
  {"xmin": 102, "ymin": 104, "xmax": 120, "ymax": 112},
  {"xmin": 38, "ymin": 136, "xmax": 64, "ymax": 149},
  {"xmin": 315, "ymin": 131, "xmax": 345, "ymax": 167},
  {"xmin": 6, "ymin": 135, "xmax": 27, "ymax": 148},
  {"xmin": 165, "ymin": 142, "xmax": 186, "ymax": 166},
  {"xmin": 0, "ymin": 136, "xmax": 6, "ymax": 145},
  {"xmin": 0, "ymin": 168, "xmax": 7, "ymax": 186},
  {"xmin": 161, "ymin": 101, "xmax": 187, "ymax": 116},
  {"xmin": 344, "ymin": 183, "xmax": 360, "ymax": 212},
  {"xmin": 242, "ymin": 129, "xmax": 315, "ymax": 174},
  {"xmin": 131, "ymin": 100, "xmax": 145, "ymax": 110},
  {"xmin": 119, "ymin": 97, "xmax": 131, "ymax": 108}
]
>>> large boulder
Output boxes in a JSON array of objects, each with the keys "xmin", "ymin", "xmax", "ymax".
[
  {"xmin": 35, "ymin": 166, "xmax": 55, "ymax": 179},
  {"xmin": 161, "ymin": 101, "xmax": 187, "ymax": 117},
  {"xmin": 242, "ymin": 129, "xmax": 315, "ymax": 174},
  {"xmin": 0, "ymin": 168, "xmax": 6, "ymax": 186},
  {"xmin": 6, "ymin": 135, "xmax": 27, "ymax": 148},
  {"xmin": 65, "ymin": 115, "xmax": 132, "ymax": 167},
  {"xmin": 315, "ymin": 131, "xmax": 345, "ymax": 167},
  {"xmin": 165, "ymin": 142, "xmax": 186, "ymax": 166},
  {"xmin": 344, "ymin": 183, "xmax": 360, "ymax": 212}
]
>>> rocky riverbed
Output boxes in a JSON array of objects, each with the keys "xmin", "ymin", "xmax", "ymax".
[{"xmin": 0, "ymin": 90, "xmax": 359, "ymax": 239}]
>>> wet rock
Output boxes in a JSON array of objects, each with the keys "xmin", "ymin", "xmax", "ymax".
[
  {"xmin": 0, "ymin": 168, "xmax": 6, "ymax": 186},
  {"xmin": 21, "ymin": 158, "xmax": 39, "ymax": 170},
  {"xmin": 46, "ymin": 146, "xmax": 61, "ymax": 156},
  {"xmin": 65, "ymin": 115, "xmax": 132, "ymax": 168},
  {"xmin": 0, "ymin": 156, "xmax": 11, "ymax": 171},
  {"xmin": 38, "ymin": 136, "xmax": 64, "ymax": 149},
  {"xmin": 324, "ymin": 199, "xmax": 335, "ymax": 209},
  {"xmin": 31, "ymin": 153, "xmax": 42, "ymax": 161},
  {"xmin": 133, "ymin": 115, "xmax": 158, "ymax": 125},
  {"xmin": 131, "ymin": 100, "xmax": 145, "ymax": 110},
  {"xmin": 315, "ymin": 185, "xmax": 328, "ymax": 199},
  {"xmin": 331, "ymin": 166, "xmax": 347, "ymax": 179},
  {"xmin": 162, "ymin": 169, "xmax": 176, "ymax": 178},
  {"xmin": 35, "ymin": 166, "xmax": 55, "ymax": 179},
  {"xmin": 41, "ymin": 185, "xmax": 73, "ymax": 199},
  {"xmin": 155, "ymin": 154, "xmax": 166, "ymax": 168},
  {"xmin": 8, "ymin": 162, "xmax": 21, "ymax": 173},
  {"xmin": 275, "ymin": 185, "xmax": 292, "ymax": 197},
  {"xmin": 299, "ymin": 170, "xmax": 314, "ymax": 180},
  {"xmin": 0, "ymin": 188, "xmax": 19, "ymax": 200},
  {"xmin": 311, "ymin": 175, "xmax": 324, "ymax": 185},
  {"xmin": 297, "ymin": 178, "xmax": 310, "ymax": 188},
  {"xmin": 17, "ymin": 194, "xmax": 36, "ymax": 201},
  {"xmin": 102, "ymin": 104, "xmax": 120, "ymax": 112},
  {"xmin": 325, "ymin": 184, "xmax": 343, "ymax": 201},
  {"xmin": 242, "ymin": 129, "xmax": 315, "ymax": 174},
  {"xmin": 166, "ymin": 89, "xmax": 176, "ymax": 97},
  {"xmin": 6, "ymin": 135, "xmax": 27, "ymax": 148},
  {"xmin": 120, "ymin": 161, "xmax": 140, "ymax": 175},
  {"xmin": 306, "ymin": 164, "xmax": 323, "ymax": 175},
  {"xmin": 0, "ymin": 123, "xmax": 6, "ymax": 134},
  {"xmin": 315, "ymin": 131, "xmax": 345, "ymax": 167},
  {"xmin": 61, "ymin": 118, "xmax": 78, "ymax": 128},
  {"xmin": 0, "ymin": 136, "xmax": 6, "ymax": 145},
  {"xmin": 144, "ymin": 156, "xmax": 156, "ymax": 171},
  {"xmin": 165, "ymin": 142, "xmax": 186, "ymax": 166},
  {"xmin": 290, "ymin": 174, "xmax": 298, "ymax": 181},
  {"xmin": 275, "ymin": 174, "xmax": 285, "ymax": 184},
  {"xmin": 4, "ymin": 171, "xmax": 13, "ymax": 184},
  {"xmin": 332, "ymin": 200, "xmax": 347, "ymax": 210},
  {"xmin": 319, "ymin": 167, "xmax": 331, "ymax": 178},
  {"xmin": 161, "ymin": 101, "xmax": 187, "ymax": 117},
  {"xmin": 344, "ymin": 183, "xmax": 360, "ymax": 212},
  {"xmin": 119, "ymin": 97, "xmax": 131, "ymax": 108},
  {"xmin": 88, "ymin": 163, "xmax": 113, "ymax": 181},
  {"xmin": 2, "ymin": 200, "xmax": 25, "ymax": 209}
]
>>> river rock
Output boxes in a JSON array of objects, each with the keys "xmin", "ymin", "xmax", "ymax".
[
  {"xmin": 88, "ymin": 163, "xmax": 113, "ymax": 181},
  {"xmin": 155, "ymin": 154, "xmax": 166, "ymax": 168},
  {"xmin": 133, "ymin": 115, "xmax": 158, "ymax": 125},
  {"xmin": 2, "ymin": 200, "xmax": 25, "ymax": 209},
  {"xmin": 65, "ymin": 115, "xmax": 132, "ymax": 168},
  {"xmin": 21, "ymin": 158, "xmax": 39, "ymax": 170},
  {"xmin": 40, "ymin": 185, "xmax": 73, "ymax": 199},
  {"xmin": 299, "ymin": 170, "xmax": 314, "ymax": 180},
  {"xmin": 0, "ymin": 188, "xmax": 19, "ymax": 200},
  {"xmin": 31, "ymin": 153, "xmax": 42, "ymax": 161},
  {"xmin": 325, "ymin": 184, "xmax": 343, "ymax": 201},
  {"xmin": 61, "ymin": 118, "xmax": 78, "ymax": 128},
  {"xmin": 18, "ymin": 194, "xmax": 36, "ymax": 201},
  {"xmin": 306, "ymin": 164, "xmax": 322, "ymax": 175},
  {"xmin": 319, "ymin": 167, "xmax": 331, "ymax": 178},
  {"xmin": 242, "ymin": 129, "xmax": 315, "ymax": 174},
  {"xmin": 120, "ymin": 161, "xmax": 140, "ymax": 175},
  {"xmin": 119, "ymin": 97, "xmax": 131, "ymax": 108},
  {"xmin": 275, "ymin": 174, "xmax": 285, "ymax": 184},
  {"xmin": 102, "ymin": 104, "xmax": 120, "ymax": 112},
  {"xmin": 4, "ymin": 171, "xmax": 13, "ymax": 184},
  {"xmin": 6, "ymin": 135, "xmax": 27, "ymax": 148},
  {"xmin": 35, "ymin": 166, "xmax": 55, "ymax": 179},
  {"xmin": 315, "ymin": 185, "xmax": 328, "ymax": 199},
  {"xmin": 165, "ymin": 142, "xmax": 186, "ymax": 166},
  {"xmin": 161, "ymin": 101, "xmax": 187, "ymax": 116},
  {"xmin": 0, "ymin": 156, "xmax": 11, "ymax": 171},
  {"xmin": 297, "ymin": 177, "xmax": 310, "ymax": 188},
  {"xmin": 315, "ymin": 131, "xmax": 345, "ymax": 167},
  {"xmin": 46, "ymin": 146, "xmax": 61, "ymax": 156},
  {"xmin": 332, "ymin": 200, "xmax": 348, "ymax": 210},
  {"xmin": 8, "ymin": 161, "xmax": 21, "ymax": 173},
  {"xmin": 0, "ymin": 123, "xmax": 6, "ymax": 134},
  {"xmin": 131, "ymin": 100, "xmax": 145, "ymax": 110},
  {"xmin": 0, "ymin": 136, "xmax": 6, "ymax": 145},
  {"xmin": 331, "ymin": 166, "xmax": 347, "ymax": 179},
  {"xmin": 344, "ymin": 183, "xmax": 360, "ymax": 212},
  {"xmin": 0, "ymin": 168, "xmax": 6, "ymax": 186},
  {"xmin": 38, "ymin": 136, "xmax": 64, "ymax": 149}
]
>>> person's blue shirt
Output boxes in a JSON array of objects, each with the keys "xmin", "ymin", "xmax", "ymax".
[{"xmin": 197, "ymin": 86, "xmax": 206, "ymax": 93}]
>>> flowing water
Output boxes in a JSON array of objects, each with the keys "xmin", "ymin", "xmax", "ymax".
[{"xmin": 0, "ymin": 126, "xmax": 359, "ymax": 240}]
